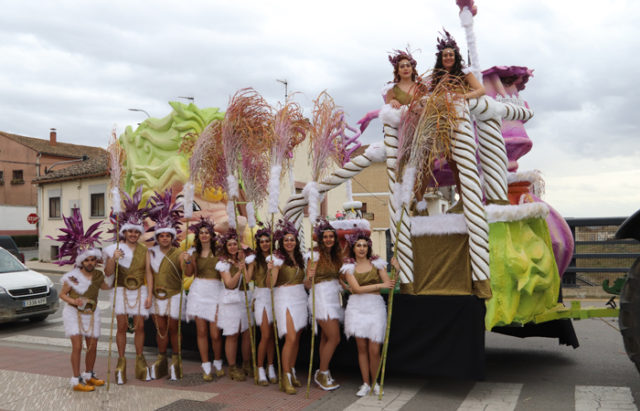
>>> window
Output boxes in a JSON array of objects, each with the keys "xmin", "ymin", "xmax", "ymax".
[
  {"xmin": 0, "ymin": 170, "xmax": 3, "ymax": 185},
  {"xmin": 90, "ymin": 193, "xmax": 105, "ymax": 217},
  {"xmin": 11, "ymin": 169, "xmax": 24, "ymax": 184},
  {"xmin": 49, "ymin": 197, "xmax": 61, "ymax": 218}
]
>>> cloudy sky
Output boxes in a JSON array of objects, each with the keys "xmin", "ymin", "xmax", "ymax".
[{"xmin": 1, "ymin": 0, "xmax": 638, "ymax": 218}]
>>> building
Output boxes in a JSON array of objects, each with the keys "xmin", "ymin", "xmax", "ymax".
[
  {"xmin": 33, "ymin": 150, "xmax": 111, "ymax": 262},
  {"xmin": 0, "ymin": 129, "xmax": 104, "ymax": 236}
]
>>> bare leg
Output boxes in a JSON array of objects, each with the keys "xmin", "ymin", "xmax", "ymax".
[
  {"xmin": 70, "ymin": 335, "xmax": 83, "ymax": 377},
  {"xmin": 195, "ymin": 317, "xmax": 209, "ymax": 363},
  {"xmin": 116, "ymin": 314, "xmax": 128, "ymax": 357},
  {"xmin": 355, "ymin": 338, "xmax": 370, "ymax": 385},
  {"xmin": 209, "ymin": 321, "xmax": 223, "ymax": 361},
  {"xmin": 317, "ymin": 319, "xmax": 340, "ymax": 372},
  {"xmin": 84, "ymin": 337, "xmax": 98, "ymax": 372},
  {"xmin": 225, "ymin": 333, "xmax": 239, "ymax": 366},
  {"xmin": 257, "ymin": 309, "xmax": 273, "ymax": 367},
  {"xmin": 168, "ymin": 318, "xmax": 180, "ymax": 354},
  {"xmin": 133, "ymin": 315, "xmax": 145, "ymax": 355},
  {"xmin": 241, "ymin": 328, "xmax": 251, "ymax": 365},
  {"xmin": 154, "ymin": 315, "xmax": 168, "ymax": 353},
  {"xmin": 368, "ymin": 341, "xmax": 382, "ymax": 384},
  {"xmin": 281, "ymin": 309, "xmax": 299, "ymax": 373}
]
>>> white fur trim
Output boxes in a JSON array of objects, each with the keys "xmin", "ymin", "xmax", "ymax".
[
  {"xmin": 62, "ymin": 303, "xmax": 101, "ymax": 338},
  {"xmin": 75, "ymin": 248, "xmax": 102, "ymax": 267},
  {"xmin": 508, "ymin": 170, "xmax": 545, "ymax": 198},
  {"xmin": 329, "ymin": 219, "xmax": 370, "ymax": 232},
  {"xmin": 416, "ymin": 199, "xmax": 428, "ymax": 212},
  {"xmin": 111, "ymin": 187, "xmax": 122, "ymax": 214},
  {"xmin": 218, "ymin": 289, "xmax": 252, "ymax": 335},
  {"xmin": 401, "ymin": 167, "xmax": 416, "ymax": 206},
  {"xmin": 154, "ymin": 227, "xmax": 176, "ymax": 239},
  {"xmin": 151, "ymin": 291, "xmax": 186, "ymax": 320},
  {"xmin": 344, "ymin": 293, "xmax": 386, "ymax": 343},
  {"xmin": 246, "ymin": 202, "xmax": 256, "ymax": 228},
  {"xmin": 266, "ymin": 255, "xmax": 284, "ymax": 267},
  {"xmin": 486, "ymin": 202, "xmax": 549, "ymax": 223},
  {"xmin": 119, "ymin": 223, "xmax": 144, "ymax": 235},
  {"xmin": 302, "ymin": 181, "xmax": 320, "ymax": 224},
  {"xmin": 103, "ymin": 243, "xmax": 134, "ymax": 269},
  {"xmin": 253, "ymin": 287, "xmax": 273, "ymax": 324},
  {"xmin": 186, "ymin": 278, "xmax": 222, "ymax": 322},
  {"xmin": 148, "ymin": 245, "xmax": 166, "ymax": 273},
  {"xmin": 364, "ymin": 142, "xmax": 387, "ymax": 163},
  {"xmin": 308, "ymin": 279, "xmax": 343, "ymax": 325},
  {"xmin": 459, "ymin": 6, "xmax": 474, "ymax": 27},
  {"xmin": 268, "ymin": 164, "xmax": 282, "ymax": 214},
  {"xmin": 61, "ymin": 268, "xmax": 92, "ymax": 294},
  {"xmin": 183, "ymin": 181, "xmax": 195, "ymax": 218},
  {"xmin": 245, "ymin": 254, "xmax": 256, "ymax": 265},
  {"xmin": 226, "ymin": 201, "xmax": 236, "ymax": 229},
  {"xmin": 379, "ymin": 104, "xmax": 407, "ymax": 128},
  {"xmin": 112, "ymin": 287, "xmax": 150, "ymax": 317},
  {"xmin": 104, "ymin": 273, "xmax": 114, "ymax": 288},
  {"xmin": 371, "ymin": 257, "xmax": 387, "ymax": 271},
  {"xmin": 215, "ymin": 260, "xmax": 231, "ymax": 273},
  {"xmin": 304, "ymin": 251, "xmax": 319, "ymax": 263},
  {"xmin": 339, "ymin": 263, "xmax": 355, "ymax": 276},
  {"xmin": 274, "ymin": 284, "xmax": 308, "ymax": 338},
  {"xmin": 226, "ymin": 174, "xmax": 239, "ymax": 199},
  {"xmin": 410, "ymin": 214, "xmax": 468, "ymax": 236},
  {"xmin": 342, "ymin": 200, "xmax": 362, "ymax": 211}
]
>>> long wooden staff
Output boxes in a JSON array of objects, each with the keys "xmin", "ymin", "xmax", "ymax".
[
  {"xmin": 175, "ymin": 217, "xmax": 190, "ymax": 380},
  {"xmin": 305, "ymin": 218, "xmax": 318, "ymax": 399},
  {"xmin": 373, "ymin": 208, "xmax": 405, "ymax": 399},
  {"xmin": 234, "ymin": 199, "xmax": 258, "ymax": 384},
  {"xmin": 106, "ymin": 215, "xmax": 119, "ymax": 391},
  {"xmin": 269, "ymin": 213, "xmax": 282, "ymax": 389}
]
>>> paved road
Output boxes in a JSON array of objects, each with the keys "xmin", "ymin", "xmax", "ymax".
[{"xmin": 0, "ymin": 273, "xmax": 637, "ymax": 410}]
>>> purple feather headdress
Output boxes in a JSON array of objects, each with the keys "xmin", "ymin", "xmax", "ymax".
[
  {"xmin": 189, "ymin": 216, "xmax": 216, "ymax": 237},
  {"xmin": 219, "ymin": 228, "xmax": 239, "ymax": 246},
  {"xmin": 345, "ymin": 229, "xmax": 372, "ymax": 249},
  {"xmin": 47, "ymin": 208, "xmax": 103, "ymax": 266},
  {"xmin": 109, "ymin": 185, "xmax": 148, "ymax": 239},
  {"xmin": 255, "ymin": 222, "xmax": 272, "ymax": 240},
  {"xmin": 273, "ymin": 219, "xmax": 298, "ymax": 243},
  {"xmin": 147, "ymin": 188, "xmax": 183, "ymax": 246},
  {"xmin": 313, "ymin": 218, "xmax": 335, "ymax": 241},
  {"xmin": 388, "ymin": 49, "xmax": 417, "ymax": 68},
  {"xmin": 436, "ymin": 29, "xmax": 460, "ymax": 54}
]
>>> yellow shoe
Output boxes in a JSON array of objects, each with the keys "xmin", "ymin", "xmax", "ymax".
[
  {"xmin": 202, "ymin": 371, "xmax": 214, "ymax": 382},
  {"xmin": 229, "ymin": 365, "xmax": 246, "ymax": 382},
  {"xmin": 291, "ymin": 372, "xmax": 301, "ymax": 388},
  {"xmin": 115, "ymin": 357, "xmax": 126, "ymax": 385},
  {"xmin": 282, "ymin": 373, "xmax": 297, "ymax": 395},
  {"xmin": 82, "ymin": 372, "xmax": 105, "ymax": 387},
  {"xmin": 314, "ymin": 369, "xmax": 339, "ymax": 391},
  {"xmin": 214, "ymin": 367, "xmax": 225, "ymax": 378},
  {"xmin": 170, "ymin": 354, "xmax": 183, "ymax": 380},
  {"xmin": 242, "ymin": 361, "xmax": 254, "ymax": 378},
  {"xmin": 73, "ymin": 382, "xmax": 95, "ymax": 392},
  {"xmin": 135, "ymin": 354, "xmax": 150, "ymax": 381},
  {"xmin": 151, "ymin": 353, "xmax": 168, "ymax": 380}
]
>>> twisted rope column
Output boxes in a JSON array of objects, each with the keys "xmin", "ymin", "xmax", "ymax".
[{"xmin": 383, "ymin": 124, "xmax": 413, "ymax": 284}]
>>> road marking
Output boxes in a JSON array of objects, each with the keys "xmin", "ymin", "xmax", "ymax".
[
  {"xmin": 457, "ymin": 382, "xmax": 523, "ymax": 411},
  {"xmin": 1, "ymin": 334, "xmax": 141, "ymax": 354},
  {"xmin": 343, "ymin": 380, "xmax": 421, "ymax": 411},
  {"xmin": 575, "ymin": 385, "xmax": 637, "ymax": 411}
]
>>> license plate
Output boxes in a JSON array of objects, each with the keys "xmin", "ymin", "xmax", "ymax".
[{"xmin": 23, "ymin": 297, "xmax": 47, "ymax": 307}]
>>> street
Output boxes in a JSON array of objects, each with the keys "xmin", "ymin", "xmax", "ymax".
[{"xmin": 0, "ymin": 270, "xmax": 637, "ymax": 410}]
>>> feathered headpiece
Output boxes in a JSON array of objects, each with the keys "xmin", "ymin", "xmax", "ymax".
[
  {"xmin": 190, "ymin": 216, "xmax": 216, "ymax": 238},
  {"xmin": 273, "ymin": 219, "xmax": 298, "ymax": 243},
  {"xmin": 345, "ymin": 228, "xmax": 372, "ymax": 249},
  {"xmin": 255, "ymin": 222, "xmax": 273, "ymax": 240},
  {"xmin": 313, "ymin": 218, "xmax": 335, "ymax": 241},
  {"xmin": 47, "ymin": 208, "xmax": 103, "ymax": 267},
  {"xmin": 147, "ymin": 189, "xmax": 183, "ymax": 246},
  {"xmin": 111, "ymin": 185, "xmax": 148, "ymax": 236},
  {"xmin": 436, "ymin": 29, "xmax": 459, "ymax": 54},
  {"xmin": 388, "ymin": 49, "xmax": 417, "ymax": 68},
  {"xmin": 219, "ymin": 228, "xmax": 239, "ymax": 246}
]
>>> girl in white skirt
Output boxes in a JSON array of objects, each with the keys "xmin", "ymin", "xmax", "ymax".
[
  {"xmin": 306, "ymin": 219, "xmax": 345, "ymax": 391},
  {"xmin": 216, "ymin": 229, "xmax": 252, "ymax": 381},
  {"xmin": 341, "ymin": 230, "xmax": 396, "ymax": 397},
  {"xmin": 247, "ymin": 227, "xmax": 278, "ymax": 386},
  {"xmin": 184, "ymin": 217, "xmax": 225, "ymax": 381},
  {"xmin": 270, "ymin": 219, "xmax": 308, "ymax": 395}
]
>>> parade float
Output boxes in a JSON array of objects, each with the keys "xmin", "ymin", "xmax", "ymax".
[{"xmin": 110, "ymin": 0, "xmax": 637, "ymax": 380}]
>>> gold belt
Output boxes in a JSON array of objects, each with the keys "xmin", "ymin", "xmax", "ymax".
[
  {"xmin": 124, "ymin": 276, "xmax": 143, "ymax": 290},
  {"xmin": 77, "ymin": 298, "xmax": 96, "ymax": 314}
]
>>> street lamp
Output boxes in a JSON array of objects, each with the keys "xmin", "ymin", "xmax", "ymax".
[
  {"xmin": 128, "ymin": 108, "xmax": 151, "ymax": 118},
  {"xmin": 177, "ymin": 96, "xmax": 195, "ymax": 103},
  {"xmin": 276, "ymin": 79, "xmax": 288, "ymax": 102}
]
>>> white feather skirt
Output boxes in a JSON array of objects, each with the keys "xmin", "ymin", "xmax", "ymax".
[
  {"xmin": 112, "ymin": 286, "xmax": 149, "ymax": 317},
  {"xmin": 274, "ymin": 284, "xmax": 308, "ymax": 338},
  {"xmin": 218, "ymin": 289, "xmax": 252, "ymax": 336},
  {"xmin": 62, "ymin": 303, "xmax": 101, "ymax": 338},
  {"xmin": 344, "ymin": 293, "xmax": 387, "ymax": 343},
  {"xmin": 308, "ymin": 280, "xmax": 344, "ymax": 324},
  {"xmin": 152, "ymin": 292, "xmax": 186, "ymax": 320},
  {"xmin": 186, "ymin": 278, "xmax": 222, "ymax": 322},
  {"xmin": 253, "ymin": 287, "xmax": 273, "ymax": 324}
]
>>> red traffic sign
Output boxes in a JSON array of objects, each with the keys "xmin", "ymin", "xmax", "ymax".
[{"xmin": 27, "ymin": 213, "xmax": 39, "ymax": 224}]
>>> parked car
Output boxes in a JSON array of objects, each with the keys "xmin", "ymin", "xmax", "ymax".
[
  {"xmin": 0, "ymin": 235, "xmax": 25, "ymax": 263},
  {"xmin": 0, "ymin": 247, "xmax": 58, "ymax": 323}
]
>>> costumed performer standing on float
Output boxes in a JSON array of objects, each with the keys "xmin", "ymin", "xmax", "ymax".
[
  {"xmin": 305, "ymin": 219, "xmax": 345, "ymax": 391},
  {"xmin": 183, "ymin": 216, "xmax": 226, "ymax": 381},
  {"xmin": 269, "ymin": 219, "xmax": 309, "ymax": 395},
  {"xmin": 341, "ymin": 229, "xmax": 397, "ymax": 397},
  {"xmin": 247, "ymin": 225, "xmax": 279, "ymax": 386},
  {"xmin": 103, "ymin": 186, "xmax": 153, "ymax": 384},
  {"xmin": 52, "ymin": 208, "xmax": 113, "ymax": 392},
  {"xmin": 216, "ymin": 228, "xmax": 252, "ymax": 382},
  {"xmin": 385, "ymin": 49, "xmax": 426, "ymax": 109},
  {"xmin": 146, "ymin": 190, "xmax": 189, "ymax": 380}
]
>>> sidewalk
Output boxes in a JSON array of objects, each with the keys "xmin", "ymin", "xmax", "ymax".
[{"xmin": 26, "ymin": 260, "xmax": 68, "ymax": 276}]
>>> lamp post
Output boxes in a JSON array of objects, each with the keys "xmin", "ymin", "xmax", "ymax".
[
  {"xmin": 128, "ymin": 108, "xmax": 151, "ymax": 118},
  {"xmin": 276, "ymin": 79, "xmax": 288, "ymax": 102},
  {"xmin": 177, "ymin": 96, "xmax": 195, "ymax": 103}
]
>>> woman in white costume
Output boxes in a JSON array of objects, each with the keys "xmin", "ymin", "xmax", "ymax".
[
  {"xmin": 184, "ymin": 217, "xmax": 225, "ymax": 381},
  {"xmin": 341, "ymin": 230, "xmax": 396, "ymax": 397}
]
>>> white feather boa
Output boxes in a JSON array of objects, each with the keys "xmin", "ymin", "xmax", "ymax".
[
  {"xmin": 267, "ymin": 164, "xmax": 282, "ymax": 214},
  {"xmin": 266, "ymin": 255, "xmax": 284, "ymax": 267},
  {"xmin": 183, "ymin": 181, "xmax": 195, "ymax": 218},
  {"xmin": 111, "ymin": 187, "xmax": 122, "ymax": 214},
  {"xmin": 246, "ymin": 202, "xmax": 256, "ymax": 228},
  {"xmin": 226, "ymin": 174, "xmax": 239, "ymax": 199},
  {"xmin": 379, "ymin": 103, "xmax": 407, "ymax": 128},
  {"xmin": 339, "ymin": 262, "xmax": 355, "ymax": 276},
  {"xmin": 245, "ymin": 254, "xmax": 256, "ymax": 265},
  {"xmin": 226, "ymin": 201, "xmax": 236, "ymax": 229},
  {"xmin": 215, "ymin": 260, "xmax": 231, "ymax": 273},
  {"xmin": 302, "ymin": 181, "xmax": 321, "ymax": 224},
  {"xmin": 371, "ymin": 256, "xmax": 387, "ymax": 270},
  {"xmin": 364, "ymin": 142, "xmax": 387, "ymax": 163}
]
